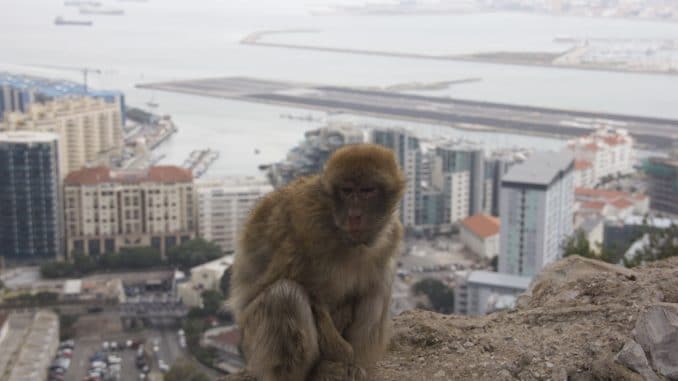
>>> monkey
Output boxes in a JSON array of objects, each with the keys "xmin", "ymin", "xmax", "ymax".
[{"xmin": 230, "ymin": 143, "xmax": 406, "ymax": 381}]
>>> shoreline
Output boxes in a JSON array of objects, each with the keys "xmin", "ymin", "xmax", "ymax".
[{"xmin": 240, "ymin": 31, "xmax": 678, "ymax": 78}]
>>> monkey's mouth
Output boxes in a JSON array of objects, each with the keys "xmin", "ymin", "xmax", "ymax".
[{"xmin": 347, "ymin": 216, "xmax": 363, "ymax": 232}]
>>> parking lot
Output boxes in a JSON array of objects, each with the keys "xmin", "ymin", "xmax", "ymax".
[{"xmin": 65, "ymin": 328, "xmax": 186, "ymax": 381}]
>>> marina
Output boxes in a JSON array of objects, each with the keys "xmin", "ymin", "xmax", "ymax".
[{"xmin": 181, "ymin": 149, "xmax": 220, "ymax": 178}]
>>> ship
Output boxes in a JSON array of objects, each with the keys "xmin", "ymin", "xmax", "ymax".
[
  {"xmin": 54, "ymin": 16, "xmax": 93, "ymax": 26},
  {"xmin": 64, "ymin": 0, "xmax": 101, "ymax": 6},
  {"xmin": 80, "ymin": 7, "xmax": 125, "ymax": 15}
]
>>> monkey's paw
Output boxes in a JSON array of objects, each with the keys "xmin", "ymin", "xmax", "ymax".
[{"xmin": 309, "ymin": 360, "xmax": 367, "ymax": 381}]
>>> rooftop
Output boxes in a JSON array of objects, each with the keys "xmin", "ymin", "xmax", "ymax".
[
  {"xmin": 574, "ymin": 160, "xmax": 592, "ymax": 170},
  {"xmin": 502, "ymin": 151, "xmax": 574, "ymax": 186},
  {"xmin": 64, "ymin": 166, "xmax": 193, "ymax": 185},
  {"xmin": 460, "ymin": 214, "xmax": 500, "ymax": 238},
  {"xmin": 467, "ymin": 270, "xmax": 532, "ymax": 290},
  {"xmin": 192, "ymin": 255, "xmax": 234, "ymax": 274}
]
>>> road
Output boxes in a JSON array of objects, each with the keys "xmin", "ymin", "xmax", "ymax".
[{"xmin": 138, "ymin": 76, "xmax": 678, "ymax": 149}]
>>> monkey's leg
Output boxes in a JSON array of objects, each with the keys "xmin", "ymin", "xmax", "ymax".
[{"xmin": 241, "ymin": 279, "xmax": 319, "ymax": 381}]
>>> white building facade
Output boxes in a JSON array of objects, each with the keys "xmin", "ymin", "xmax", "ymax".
[
  {"xmin": 499, "ymin": 152, "xmax": 575, "ymax": 277},
  {"xmin": 454, "ymin": 271, "xmax": 532, "ymax": 316},
  {"xmin": 567, "ymin": 127, "xmax": 634, "ymax": 186},
  {"xmin": 196, "ymin": 177, "xmax": 272, "ymax": 254}
]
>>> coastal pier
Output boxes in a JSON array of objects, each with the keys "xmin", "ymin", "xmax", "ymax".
[{"xmin": 138, "ymin": 77, "xmax": 678, "ymax": 149}]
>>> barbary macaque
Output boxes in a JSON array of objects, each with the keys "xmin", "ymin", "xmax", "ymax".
[{"xmin": 231, "ymin": 144, "xmax": 405, "ymax": 381}]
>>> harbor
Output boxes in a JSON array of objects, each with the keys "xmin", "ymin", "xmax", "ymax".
[
  {"xmin": 138, "ymin": 76, "xmax": 678, "ymax": 149},
  {"xmin": 181, "ymin": 149, "xmax": 220, "ymax": 178}
]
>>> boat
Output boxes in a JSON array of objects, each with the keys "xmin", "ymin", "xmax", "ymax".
[
  {"xmin": 80, "ymin": 7, "xmax": 125, "ymax": 15},
  {"xmin": 54, "ymin": 16, "xmax": 93, "ymax": 26},
  {"xmin": 65, "ymin": 0, "xmax": 101, "ymax": 6}
]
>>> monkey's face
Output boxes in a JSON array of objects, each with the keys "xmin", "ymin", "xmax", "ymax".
[{"xmin": 332, "ymin": 179, "xmax": 388, "ymax": 244}]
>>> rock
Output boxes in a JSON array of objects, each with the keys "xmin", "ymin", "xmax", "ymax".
[
  {"xmin": 614, "ymin": 339, "xmax": 661, "ymax": 381},
  {"xmin": 433, "ymin": 370, "xmax": 446, "ymax": 378},
  {"xmin": 634, "ymin": 303, "xmax": 678, "ymax": 380}
]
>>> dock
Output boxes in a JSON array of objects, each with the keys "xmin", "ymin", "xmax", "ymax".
[
  {"xmin": 137, "ymin": 77, "xmax": 678, "ymax": 149},
  {"xmin": 181, "ymin": 149, "xmax": 220, "ymax": 178}
]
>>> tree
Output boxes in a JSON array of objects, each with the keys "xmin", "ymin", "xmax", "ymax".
[
  {"xmin": 118, "ymin": 247, "xmax": 162, "ymax": 268},
  {"xmin": 625, "ymin": 224, "xmax": 678, "ymax": 267},
  {"xmin": 412, "ymin": 278, "xmax": 455, "ymax": 314},
  {"xmin": 201, "ymin": 290, "xmax": 224, "ymax": 316},
  {"xmin": 220, "ymin": 267, "xmax": 232, "ymax": 298},
  {"xmin": 167, "ymin": 238, "xmax": 222, "ymax": 271},
  {"xmin": 40, "ymin": 261, "xmax": 76, "ymax": 278},
  {"xmin": 561, "ymin": 230, "xmax": 596, "ymax": 259},
  {"xmin": 0, "ymin": 279, "xmax": 4, "ymax": 291},
  {"xmin": 164, "ymin": 358, "xmax": 210, "ymax": 381}
]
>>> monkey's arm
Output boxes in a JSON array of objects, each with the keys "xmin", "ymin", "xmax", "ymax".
[{"xmin": 343, "ymin": 279, "xmax": 393, "ymax": 369}]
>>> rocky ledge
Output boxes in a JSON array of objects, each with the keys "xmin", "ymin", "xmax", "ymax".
[{"xmin": 222, "ymin": 256, "xmax": 678, "ymax": 381}]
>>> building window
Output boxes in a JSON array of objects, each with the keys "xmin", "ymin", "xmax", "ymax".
[
  {"xmin": 165, "ymin": 236, "xmax": 177, "ymax": 249},
  {"xmin": 104, "ymin": 239, "xmax": 115, "ymax": 253},
  {"xmin": 88, "ymin": 239, "xmax": 101, "ymax": 256},
  {"xmin": 151, "ymin": 236, "xmax": 161, "ymax": 249}
]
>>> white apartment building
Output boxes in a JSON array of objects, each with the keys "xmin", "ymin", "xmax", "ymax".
[
  {"xmin": 0, "ymin": 97, "xmax": 123, "ymax": 178},
  {"xmin": 431, "ymin": 140, "xmax": 484, "ymax": 225},
  {"xmin": 499, "ymin": 151, "xmax": 574, "ymax": 277},
  {"xmin": 63, "ymin": 166, "xmax": 196, "ymax": 257},
  {"xmin": 371, "ymin": 128, "xmax": 421, "ymax": 228},
  {"xmin": 567, "ymin": 127, "xmax": 634, "ymax": 186},
  {"xmin": 196, "ymin": 177, "xmax": 272, "ymax": 253}
]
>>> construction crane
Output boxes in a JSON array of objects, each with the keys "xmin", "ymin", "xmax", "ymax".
[{"xmin": 23, "ymin": 63, "xmax": 108, "ymax": 92}]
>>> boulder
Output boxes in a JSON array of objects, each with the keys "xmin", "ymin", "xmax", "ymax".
[{"xmin": 634, "ymin": 303, "xmax": 678, "ymax": 380}]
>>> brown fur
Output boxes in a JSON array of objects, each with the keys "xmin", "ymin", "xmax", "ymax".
[{"xmin": 230, "ymin": 144, "xmax": 405, "ymax": 381}]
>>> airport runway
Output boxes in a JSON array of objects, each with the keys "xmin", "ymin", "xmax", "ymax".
[{"xmin": 138, "ymin": 77, "xmax": 678, "ymax": 149}]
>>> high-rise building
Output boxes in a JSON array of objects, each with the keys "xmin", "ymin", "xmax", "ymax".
[
  {"xmin": 482, "ymin": 150, "xmax": 527, "ymax": 217},
  {"xmin": 499, "ymin": 151, "xmax": 574, "ymax": 277},
  {"xmin": 0, "ymin": 73, "xmax": 125, "ymax": 123},
  {"xmin": 63, "ymin": 166, "xmax": 196, "ymax": 257},
  {"xmin": 1, "ymin": 97, "xmax": 123, "ymax": 178},
  {"xmin": 431, "ymin": 140, "xmax": 484, "ymax": 224},
  {"xmin": 0, "ymin": 132, "xmax": 62, "ymax": 261},
  {"xmin": 644, "ymin": 155, "xmax": 678, "ymax": 215},
  {"xmin": 196, "ymin": 177, "xmax": 272, "ymax": 253},
  {"xmin": 371, "ymin": 128, "xmax": 421, "ymax": 228}
]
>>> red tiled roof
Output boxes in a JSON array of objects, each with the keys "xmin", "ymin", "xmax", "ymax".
[
  {"xmin": 574, "ymin": 160, "xmax": 592, "ymax": 170},
  {"xmin": 460, "ymin": 214, "xmax": 500, "ymax": 239},
  {"xmin": 65, "ymin": 166, "xmax": 192, "ymax": 186},
  {"xmin": 602, "ymin": 135, "xmax": 628, "ymax": 146},
  {"xmin": 611, "ymin": 198, "xmax": 634, "ymax": 209},
  {"xmin": 576, "ymin": 187, "xmax": 629, "ymax": 200},
  {"xmin": 584, "ymin": 143, "xmax": 599, "ymax": 151},
  {"xmin": 581, "ymin": 201, "xmax": 606, "ymax": 210}
]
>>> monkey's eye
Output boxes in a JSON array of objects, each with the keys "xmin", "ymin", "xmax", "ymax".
[
  {"xmin": 340, "ymin": 187, "xmax": 353, "ymax": 196},
  {"xmin": 360, "ymin": 187, "xmax": 376, "ymax": 196}
]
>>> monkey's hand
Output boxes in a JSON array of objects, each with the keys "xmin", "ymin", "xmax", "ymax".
[
  {"xmin": 313, "ymin": 304, "xmax": 354, "ymax": 362},
  {"xmin": 309, "ymin": 360, "xmax": 367, "ymax": 381}
]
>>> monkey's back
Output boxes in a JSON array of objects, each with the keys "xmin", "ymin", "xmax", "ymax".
[{"xmin": 229, "ymin": 175, "xmax": 328, "ymax": 316}]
